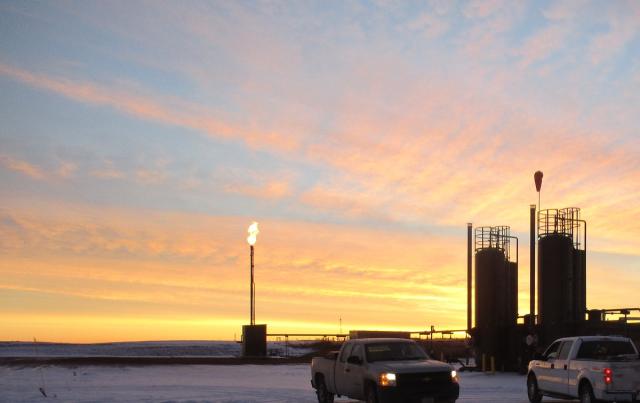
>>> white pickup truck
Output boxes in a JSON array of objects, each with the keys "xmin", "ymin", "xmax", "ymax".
[
  {"xmin": 527, "ymin": 335, "xmax": 640, "ymax": 403},
  {"xmin": 310, "ymin": 338, "xmax": 459, "ymax": 403}
]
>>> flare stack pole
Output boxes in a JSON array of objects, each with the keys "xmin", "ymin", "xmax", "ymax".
[
  {"xmin": 250, "ymin": 244, "xmax": 255, "ymax": 325},
  {"xmin": 467, "ymin": 223, "xmax": 473, "ymax": 333}
]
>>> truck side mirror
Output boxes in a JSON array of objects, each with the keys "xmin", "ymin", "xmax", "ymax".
[{"xmin": 347, "ymin": 356, "xmax": 362, "ymax": 365}]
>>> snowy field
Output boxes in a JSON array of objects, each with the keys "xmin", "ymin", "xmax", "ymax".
[
  {"xmin": 0, "ymin": 364, "xmax": 574, "ymax": 403},
  {"xmin": 0, "ymin": 342, "xmax": 573, "ymax": 402}
]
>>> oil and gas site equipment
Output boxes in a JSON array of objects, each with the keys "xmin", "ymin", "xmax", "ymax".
[
  {"xmin": 473, "ymin": 225, "xmax": 518, "ymax": 369},
  {"xmin": 474, "ymin": 226, "xmax": 518, "ymax": 331},
  {"xmin": 537, "ymin": 208, "xmax": 587, "ymax": 328}
]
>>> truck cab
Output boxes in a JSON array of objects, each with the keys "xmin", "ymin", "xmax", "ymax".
[
  {"xmin": 311, "ymin": 338, "xmax": 459, "ymax": 403},
  {"xmin": 527, "ymin": 336, "xmax": 640, "ymax": 403}
]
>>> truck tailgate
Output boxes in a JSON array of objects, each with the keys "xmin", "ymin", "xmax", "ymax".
[{"xmin": 611, "ymin": 361, "xmax": 640, "ymax": 391}]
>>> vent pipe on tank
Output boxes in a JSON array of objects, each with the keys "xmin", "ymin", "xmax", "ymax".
[
  {"xmin": 467, "ymin": 223, "xmax": 472, "ymax": 333},
  {"xmin": 530, "ymin": 204, "xmax": 536, "ymax": 324}
]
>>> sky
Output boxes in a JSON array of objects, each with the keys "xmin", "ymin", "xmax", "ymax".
[{"xmin": 1, "ymin": 1, "xmax": 639, "ymax": 342}]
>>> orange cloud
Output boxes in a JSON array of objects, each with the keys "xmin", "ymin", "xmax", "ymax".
[{"xmin": 0, "ymin": 200, "xmax": 471, "ymax": 341}]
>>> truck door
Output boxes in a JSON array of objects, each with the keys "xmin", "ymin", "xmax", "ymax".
[
  {"xmin": 335, "ymin": 342, "xmax": 354, "ymax": 396},
  {"xmin": 535, "ymin": 341, "xmax": 561, "ymax": 391},
  {"xmin": 547, "ymin": 340, "xmax": 574, "ymax": 395},
  {"xmin": 341, "ymin": 344, "xmax": 366, "ymax": 400},
  {"xmin": 566, "ymin": 339, "xmax": 584, "ymax": 397}
]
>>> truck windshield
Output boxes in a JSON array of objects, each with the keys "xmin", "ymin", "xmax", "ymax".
[
  {"xmin": 365, "ymin": 342, "xmax": 428, "ymax": 362},
  {"xmin": 577, "ymin": 340, "xmax": 637, "ymax": 360}
]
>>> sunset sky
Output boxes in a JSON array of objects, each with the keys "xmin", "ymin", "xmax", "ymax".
[{"xmin": 1, "ymin": 1, "xmax": 639, "ymax": 342}]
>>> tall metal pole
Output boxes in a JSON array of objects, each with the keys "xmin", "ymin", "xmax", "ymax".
[
  {"xmin": 250, "ymin": 244, "xmax": 255, "ymax": 325},
  {"xmin": 467, "ymin": 223, "xmax": 473, "ymax": 333},
  {"xmin": 578, "ymin": 218, "xmax": 587, "ymax": 319},
  {"xmin": 530, "ymin": 204, "xmax": 536, "ymax": 325}
]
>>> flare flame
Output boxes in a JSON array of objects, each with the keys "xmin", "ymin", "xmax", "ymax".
[{"xmin": 247, "ymin": 222, "xmax": 259, "ymax": 245}]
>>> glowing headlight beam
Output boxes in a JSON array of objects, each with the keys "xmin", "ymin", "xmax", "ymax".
[{"xmin": 378, "ymin": 372, "xmax": 397, "ymax": 387}]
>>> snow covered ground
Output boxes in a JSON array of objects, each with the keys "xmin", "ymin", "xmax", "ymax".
[
  {"xmin": 0, "ymin": 364, "xmax": 573, "ymax": 403},
  {"xmin": 0, "ymin": 342, "xmax": 572, "ymax": 402}
]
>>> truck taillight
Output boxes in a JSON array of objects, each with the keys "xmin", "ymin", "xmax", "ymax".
[{"xmin": 603, "ymin": 368, "xmax": 613, "ymax": 385}]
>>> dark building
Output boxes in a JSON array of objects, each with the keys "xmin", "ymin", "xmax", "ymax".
[{"xmin": 242, "ymin": 324, "xmax": 267, "ymax": 357}]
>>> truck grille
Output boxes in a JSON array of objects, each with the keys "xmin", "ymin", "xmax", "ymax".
[{"xmin": 397, "ymin": 371, "xmax": 452, "ymax": 391}]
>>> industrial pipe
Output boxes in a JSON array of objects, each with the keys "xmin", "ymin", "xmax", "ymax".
[
  {"xmin": 530, "ymin": 204, "xmax": 536, "ymax": 324},
  {"xmin": 467, "ymin": 223, "xmax": 472, "ymax": 333},
  {"xmin": 507, "ymin": 236, "xmax": 518, "ymax": 265}
]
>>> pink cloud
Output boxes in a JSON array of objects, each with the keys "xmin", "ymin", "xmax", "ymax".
[
  {"xmin": 224, "ymin": 179, "xmax": 292, "ymax": 200},
  {"xmin": 406, "ymin": 13, "xmax": 449, "ymax": 38},
  {"xmin": 56, "ymin": 161, "xmax": 77, "ymax": 178},
  {"xmin": 0, "ymin": 63, "xmax": 301, "ymax": 154},
  {"xmin": 300, "ymin": 184, "xmax": 383, "ymax": 218},
  {"xmin": 0, "ymin": 154, "xmax": 45, "ymax": 179},
  {"xmin": 517, "ymin": 24, "xmax": 570, "ymax": 67},
  {"xmin": 135, "ymin": 169, "xmax": 166, "ymax": 185},
  {"xmin": 588, "ymin": 12, "xmax": 638, "ymax": 65},
  {"xmin": 542, "ymin": 0, "xmax": 587, "ymax": 21},
  {"xmin": 463, "ymin": 0, "xmax": 508, "ymax": 19},
  {"xmin": 90, "ymin": 169, "xmax": 125, "ymax": 179}
]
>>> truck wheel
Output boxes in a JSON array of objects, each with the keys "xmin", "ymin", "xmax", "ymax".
[
  {"xmin": 527, "ymin": 374, "xmax": 542, "ymax": 403},
  {"xmin": 579, "ymin": 382, "xmax": 597, "ymax": 403},
  {"xmin": 315, "ymin": 377, "xmax": 334, "ymax": 403},
  {"xmin": 365, "ymin": 384, "xmax": 379, "ymax": 403}
]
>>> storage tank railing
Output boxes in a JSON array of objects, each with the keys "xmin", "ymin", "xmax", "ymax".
[
  {"xmin": 538, "ymin": 208, "xmax": 585, "ymax": 250},
  {"xmin": 475, "ymin": 226, "xmax": 517, "ymax": 262}
]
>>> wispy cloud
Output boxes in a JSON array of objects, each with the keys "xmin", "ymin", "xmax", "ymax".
[
  {"xmin": 518, "ymin": 24, "xmax": 571, "ymax": 67},
  {"xmin": 0, "ymin": 202, "xmax": 468, "ymax": 335},
  {"xmin": 588, "ymin": 8, "xmax": 639, "ymax": 65},
  {"xmin": 0, "ymin": 154, "xmax": 45, "ymax": 179},
  {"xmin": 224, "ymin": 180, "xmax": 292, "ymax": 200},
  {"xmin": 0, "ymin": 63, "xmax": 301, "ymax": 153}
]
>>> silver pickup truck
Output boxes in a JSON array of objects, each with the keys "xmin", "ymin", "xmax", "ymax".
[
  {"xmin": 310, "ymin": 338, "xmax": 459, "ymax": 403},
  {"xmin": 527, "ymin": 335, "xmax": 640, "ymax": 403}
]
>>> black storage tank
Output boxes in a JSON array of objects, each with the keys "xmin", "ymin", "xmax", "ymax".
[
  {"xmin": 473, "ymin": 226, "xmax": 518, "ymax": 370},
  {"xmin": 538, "ymin": 234, "xmax": 574, "ymax": 326},
  {"xmin": 538, "ymin": 208, "xmax": 587, "ymax": 329},
  {"xmin": 475, "ymin": 247, "xmax": 508, "ymax": 329}
]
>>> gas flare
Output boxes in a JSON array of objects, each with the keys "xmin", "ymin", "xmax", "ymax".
[{"xmin": 247, "ymin": 222, "xmax": 259, "ymax": 245}]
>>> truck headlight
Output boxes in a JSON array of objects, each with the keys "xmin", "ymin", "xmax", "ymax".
[
  {"xmin": 451, "ymin": 370, "xmax": 458, "ymax": 383},
  {"xmin": 379, "ymin": 372, "xmax": 397, "ymax": 387}
]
